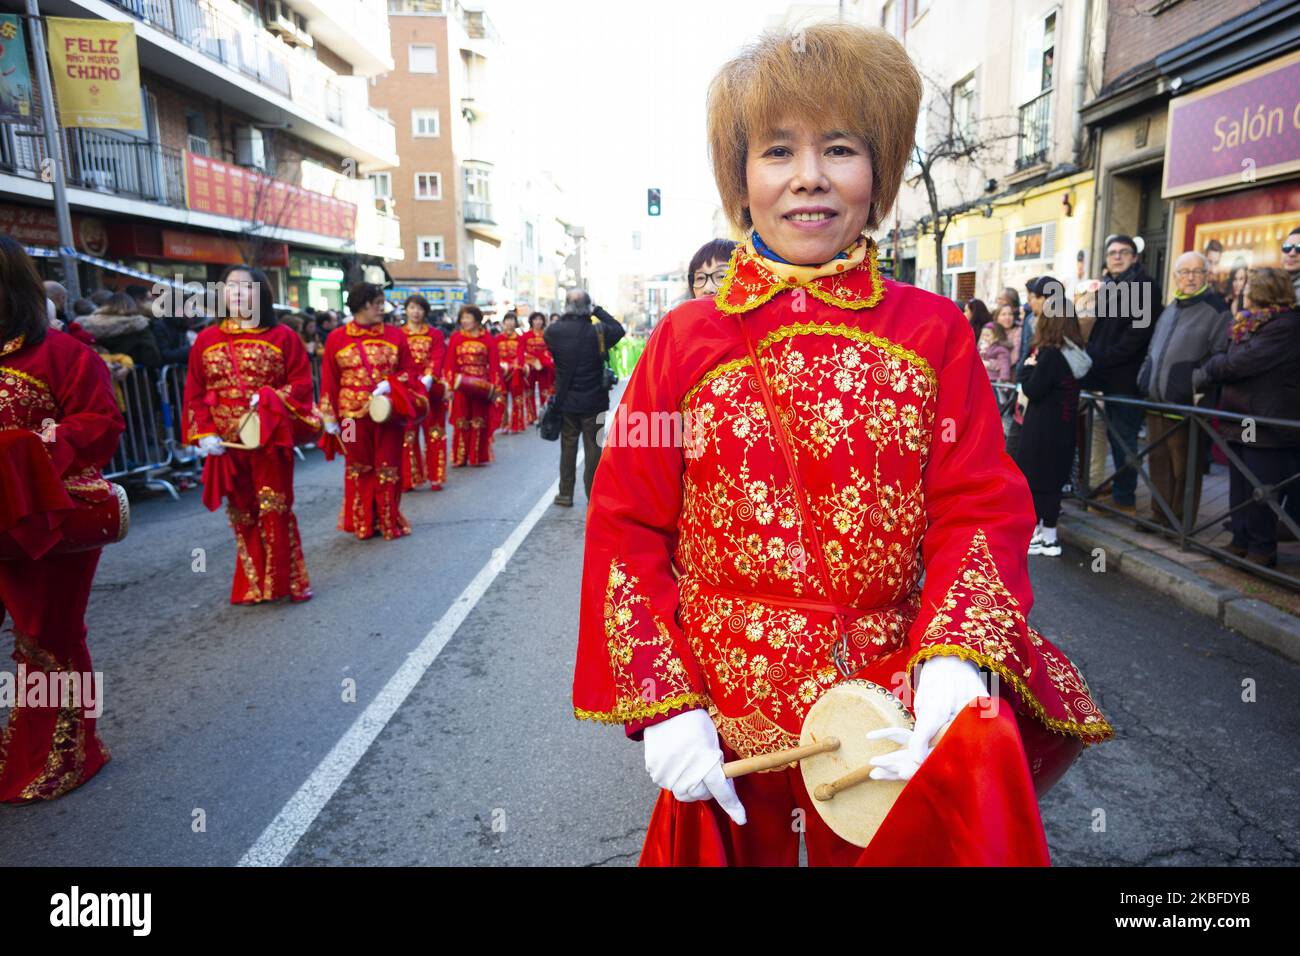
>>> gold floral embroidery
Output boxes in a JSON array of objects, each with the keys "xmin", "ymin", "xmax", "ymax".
[
  {"xmin": 714, "ymin": 235, "xmax": 885, "ymax": 314},
  {"xmin": 257, "ymin": 487, "xmax": 288, "ymax": 514}
]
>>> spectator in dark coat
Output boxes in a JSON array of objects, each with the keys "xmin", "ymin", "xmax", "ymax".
[
  {"xmin": 80, "ymin": 292, "xmax": 162, "ymax": 370},
  {"xmin": 1193, "ymin": 268, "xmax": 1300, "ymax": 566},
  {"xmin": 149, "ymin": 293, "xmax": 193, "ymax": 367},
  {"xmin": 543, "ymin": 288, "xmax": 625, "ymax": 506},
  {"xmin": 1013, "ymin": 305, "xmax": 1093, "ymax": 558},
  {"xmin": 1136, "ymin": 251, "xmax": 1230, "ymax": 529},
  {"xmin": 1080, "ymin": 235, "xmax": 1161, "ymax": 511}
]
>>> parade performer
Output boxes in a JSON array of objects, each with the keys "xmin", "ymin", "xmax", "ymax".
[
  {"xmin": 321, "ymin": 283, "xmax": 428, "ymax": 540},
  {"xmin": 520, "ymin": 312, "xmax": 555, "ymax": 424},
  {"xmin": 447, "ymin": 305, "xmax": 501, "ymax": 467},
  {"xmin": 0, "ymin": 236, "xmax": 125, "ymax": 801},
  {"xmin": 400, "ymin": 295, "xmax": 448, "ymax": 491},
  {"xmin": 495, "ymin": 313, "xmax": 527, "ymax": 434},
  {"xmin": 184, "ymin": 265, "xmax": 320, "ymax": 604},
  {"xmin": 571, "ymin": 23, "xmax": 1113, "ymax": 866}
]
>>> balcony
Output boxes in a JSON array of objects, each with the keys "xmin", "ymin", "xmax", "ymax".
[
  {"xmin": 286, "ymin": 0, "xmax": 394, "ymax": 74},
  {"xmin": 1016, "ymin": 89, "xmax": 1052, "ymax": 171},
  {"xmin": 76, "ymin": 0, "xmax": 397, "ymax": 167},
  {"xmin": 1, "ymin": 126, "xmax": 185, "ymax": 207}
]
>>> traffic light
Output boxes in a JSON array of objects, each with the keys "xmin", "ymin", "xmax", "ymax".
[{"xmin": 647, "ymin": 188, "xmax": 661, "ymax": 216}]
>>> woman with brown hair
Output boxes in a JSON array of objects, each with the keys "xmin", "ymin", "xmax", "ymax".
[
  {"xmin": 0, "ymin": 236, "xmax": 124, "ymax": 801},
  {"xmin": 571, "ymin": 22, "xmax": 1112, "ymax": 866},
  {"xmin": 1011, "ymin": 292, "xmax": 1093, "ymax": 558},
  {"xmin": 1194, "ymin": 267, "xmax": 1300, "ymax": 566}
]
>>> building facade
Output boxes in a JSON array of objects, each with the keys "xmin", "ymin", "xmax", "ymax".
[
  {"xmin": 1, "ymin": 0, "xmax": 401, "ymax": 307},
  {"xmin": 1082, "ymin": 0, "xmax": 1300, "ymax": 297}
]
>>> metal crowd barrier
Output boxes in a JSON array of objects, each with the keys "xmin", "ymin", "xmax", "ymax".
[
  {"xmin": 103, "ymin": 365, "xmax": 179, "ymax": 499},
  {"xmin": 991, "ymin": 380, "xmax": 1300, "ymax": 592}
]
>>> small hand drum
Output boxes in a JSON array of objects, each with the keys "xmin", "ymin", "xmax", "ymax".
[
  {"xmin": 369, "ymin": 393, "xmax": 393, "ymax": 423},
  {"xmin": 722, "ymin": 679, "xmax": 914, "ymax": 848},
  {"xmin": 221, "ymin": 409, "xmax": 262, "ymax": 450}
]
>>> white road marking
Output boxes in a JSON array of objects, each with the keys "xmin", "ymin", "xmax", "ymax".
[{"xmin": 238, "ymin": 473, "xmax": 567, "ymax": 866}]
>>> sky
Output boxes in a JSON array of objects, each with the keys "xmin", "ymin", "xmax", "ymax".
[{"xmin": 486, "ymin": 0, "xmax": 842, "ymax": 275}]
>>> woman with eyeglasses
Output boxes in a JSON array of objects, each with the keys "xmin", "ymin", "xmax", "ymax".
[{"xmin": 687, "ymin": 239, "xmax": 737, "ymax": 300}]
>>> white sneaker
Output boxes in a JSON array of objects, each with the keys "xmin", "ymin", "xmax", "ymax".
[
  {"xmin": 1028, "ymin": 534, "xmax": 1045, "ymax": 553},
  {"xmin": 1029, "ymin": 539, "xmax": 1061, "ymax": 556}
]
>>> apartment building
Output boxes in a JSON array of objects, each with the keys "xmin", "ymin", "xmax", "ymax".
[
  {"xmin": 859, "ymin": 0, "xmax": 1106, "ymax": 300},
  {"xmin": 0, "ymin": 0, "xmax": 402, "ymax": 308}
]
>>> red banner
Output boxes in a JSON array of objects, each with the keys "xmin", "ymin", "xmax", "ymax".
[{"xmin": 184, "ymin": 151, "xmax": 357, "ymax": 240}]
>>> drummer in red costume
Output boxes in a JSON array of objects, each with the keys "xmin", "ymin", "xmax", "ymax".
[
  {"xmin": 399, "ymin": 294, "xmax": 448, "ymax": 491},
  {"xmin": 0, "ymin": 237, "xmax": 124, "ymax": 801},
  {"xmin": 519, "ymin": 311, "xmax": 555, "ymax": 424},
  {"xmin": 572, "ymin": 23, "xmax": 1113, "ymax": 866},
  {"xmin": 184, "ymin": 265, "xmax": 321, "ymax": 604},
  {"xmin": 447, "ymin": 304, "xmax": 501, "ymax": 467},
  {"xmin": 495, "ymin": 313, "xmax": 527, "ymax": 434},
  {"xmin": 320, "ymin": 283, "xmax": 428, "ymax": 540}
]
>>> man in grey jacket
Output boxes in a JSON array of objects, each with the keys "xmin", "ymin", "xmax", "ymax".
[{"xmin": 1136, "ymin": 251, "xmax": 1230, "ymax": 529}]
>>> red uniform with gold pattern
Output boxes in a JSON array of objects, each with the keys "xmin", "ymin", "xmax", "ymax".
[
  {"xmin": 519, "ymin": 329, "xmax": 555, "ymax": 424},
  {"xmin": 320, "ymin": 321, "xmax": 428, "ymax": 540},
  {"xmin": 0, "ymin": 330, "xmax": 123, "ymax": 802},
  {"xmin": 400, "ymin": 321, "xmax": 448, "ymax": 491},
  {"xmin": 184, "ymin": 320, "xmax": 319, "ymax": 604},
  {"xmin": 495, "ymin": 329, "xmax": 526, "ymax": 434},
  {"xmin": 573, "ymin": 236, "xmax": 1114, "ymax": 866},
  {"xmin": 447, "ymin": 327, "xmax": 501, "ymax": 467}
]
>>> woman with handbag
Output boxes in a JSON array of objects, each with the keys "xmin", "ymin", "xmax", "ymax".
[
  {"xmin": 399, "ymin": 295, "xmax": 448, "ymax": 492},
  {"xmin": 184, "ymin": 265, "xmax": 321, "ymax": 603},
  {"xmin": 320, "ymin": 284, "xmax": 429, "ymax": 540},
  {"xmin": 447, "ymin": 305, "xmax": 501, "ymax": 467},
  {"xmin": 571, "ymin": 23, "xmax": 1113, "ymax": 866},
  {"xmin": 0, "ymin": 236, "xmax": 125, "ymax": 801}
]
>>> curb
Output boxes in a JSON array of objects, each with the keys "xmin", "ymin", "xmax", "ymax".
[{"xmin": 1057, "ymin": 510, "xmax": 1300, "ymax": 665}]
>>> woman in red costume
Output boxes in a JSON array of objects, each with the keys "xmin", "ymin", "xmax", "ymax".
[
  {"xmin": 399, "ymin": 294, "xmax": 448, "ymax": 492},
  {"xmin": 572, "ymin": 23, "xmax": 1114, "ymax": 866},
  {"xmin": 0, "ymin": 236, "xmax": 124, "ymax": 801},
  {"xmin": 519, "ymin": 311, "xmax": 554, "ymax": 424},
  {"xmin": 184, "ymin": 265, "xmax": 320, "ymax": 604},
  {"xmin": 495, "ymin": 313, "xmax": 527, "ymax": 434},
  {"xmin": 447, "ymin": 304, "xmax": 501, "ymax": 467},
  {"xmin": 321, "ymin": 283, "xmax": 429, "ymax": 540}
]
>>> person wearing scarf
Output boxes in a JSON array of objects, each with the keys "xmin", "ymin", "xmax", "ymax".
[
  {"xmin": 571, "ymin": 23, "xmax": 1112, "ymax": 866},
  {"xmin": 1136, "ymin": 252, "xmax": 1231, "ymax": 530},
  {"xmin": 1194, "ymin": 267, "xmax": 1300, "ymax": 566}
]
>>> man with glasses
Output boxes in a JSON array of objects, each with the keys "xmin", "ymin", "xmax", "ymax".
[
  {"xmin": 1081, "ymin": 234, "xmax": 1161, "ymax": 513},
  {"xmin": 1283, "ymin": 226, "xmax": 1300, "ymax": 302},
  {"xmin": 1136, "ymin": 251, "xmax": 1230, "ymax": 531}
]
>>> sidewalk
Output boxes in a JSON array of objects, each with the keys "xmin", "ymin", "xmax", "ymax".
[{"xmin": 1057, "ymin": 489, "xmax": 1300, "ymax": 665}]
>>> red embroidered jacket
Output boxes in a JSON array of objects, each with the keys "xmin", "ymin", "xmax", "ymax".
[
  {"xmin": 446, "ymin": 328, "xmax": 501, "ymax": 389},
  {"xmin": 402, "ymin": 321, "xmax": 447, "ymax": 383},
  {"xmin": 496, "ymin": 330, "xmax": 523, "ymax": 382},
  {"xmin": 519, "ymin": 330, "xmax": 554, "ymax": 374},
  {"xmin": 0, "ymin": 331, "xmax": 123, "ymax": 501},
  {"xmin": 183, "ymin": 320, "xmax": 319, "ymax": 444},
  {"xmin": 320, "ymin": 322, "xmax": 427, "ymax": 423},
  {"xmin": 572, "ymin": 236, "xmax": 1113, "ymax": 758}
]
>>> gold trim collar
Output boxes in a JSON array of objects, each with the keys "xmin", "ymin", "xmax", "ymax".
[{"xmin": 714, "ymin": 234, "xmax": 885, "ymax": 315}]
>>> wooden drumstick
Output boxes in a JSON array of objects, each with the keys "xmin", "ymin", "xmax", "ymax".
[
  {"xmin": 723, "ymin": 737, "xmax": 840, "ymax": 778},
  {"xmin": 813, "ymin": 716, "xmax": 958, "ymax": 801}
]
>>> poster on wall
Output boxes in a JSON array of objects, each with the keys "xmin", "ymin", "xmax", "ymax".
[
  {"xmin": 0, "ymin": 15, "xmax": 34, "ymax": 123},
  {"xmin": 46, "ymin": 18, "xmax": 142, "ymax": 129}
]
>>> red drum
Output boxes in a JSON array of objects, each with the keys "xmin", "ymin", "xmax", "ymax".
[
  {"xmin": 0, "ymin": 483, "xmax": 130, "ymax": 560},
  {"xmin": 455, "ymin": 374, "xmax": 496, "ymax": 400}
]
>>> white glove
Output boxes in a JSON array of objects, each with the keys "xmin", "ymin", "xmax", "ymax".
[
  {"xmin": 868, "ymin": 655, "xmax": 986, "ymax": 781},
  {"xmin": 197, "ymin": 435, "xmax": 225, "ymax": 457},
  {"xmin": 324, "ymin": 420, "xmax": 341, "ymax": 436},
  {"xmin": 420, "ymin": 374, "xmax": 434, "ymax": 390},
  {"xmin": 643, "ymin": 709, "xmax": 746, "ymax": 825},
  {"xmin": 372, "ymin": 380, "xmax": 392, "ymax": 397},
  {"xmin": 249, "ymin": 392, "xmax": 260, "ymax": 408}
]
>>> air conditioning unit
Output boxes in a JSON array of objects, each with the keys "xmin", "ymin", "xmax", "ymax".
[
  {"xmin": 234, "ymin": 126, "xmax": 266, "ymax": 170},
  {"xmin": 265, "ymin": 1, "xmax": 313, "ymax": 48},
  {"xmin": 374, "ymin": 196, "xmax": 396, "ymax": 217}
]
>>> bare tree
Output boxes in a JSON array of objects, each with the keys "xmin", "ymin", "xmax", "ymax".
[
  {"xmin": 236, "ymin": 131, "xmax": 309, "ymax": 276},
  {"xmin": 905, "ymin": 71, "xmax": 1020, "ymax": 295}
]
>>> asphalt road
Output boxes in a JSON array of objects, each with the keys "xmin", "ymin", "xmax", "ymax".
[{"xmin": 1, "ymin": 410, "xmax": 1296, "ymax": 866}]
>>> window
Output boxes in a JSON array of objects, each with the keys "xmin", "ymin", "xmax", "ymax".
[
  {"xmin": 414, "ymin": 172, "xmax": 442, "ymax": 200},
  {"xmin": 408, "ymin": 44, "xmax": 437, "ymax": 73},
  {"xmin": 881, "ymin": 0, "xmax": 901, "ymax": 35},
  {"xmin": 1023, "ymin": 10, "xmax": 1056, "ymax": 101},
  {"xmin": 525, "ymin": 221, "xmax": 534, "ymax": 249},
  {"xmin": 411, "ymin": 109, "xmax": 440, "ymax": 137},
  {"xmin": 367, "ymin": 172, "xmax": 392, "ymax": 198},
  {"xmin": 417, "ymin": 235, "xmax": 445, "ymax": 262},
  {"xmin": 951, "ymin": 73, "xmax": 976, "ymax": 138}
]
